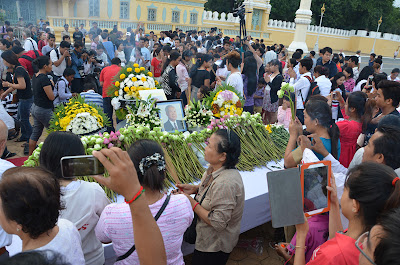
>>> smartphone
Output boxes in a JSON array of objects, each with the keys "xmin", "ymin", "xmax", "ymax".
[
  {"xmin": 60, "ymin": 155, "xmax": 104, "ymax": 178},
  {"xmin": 332, "ymin": 93, "xmax": 337, "ymax": 100}
]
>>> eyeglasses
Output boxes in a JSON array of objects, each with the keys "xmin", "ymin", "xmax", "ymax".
[{"xmin": 355, "ymin": 231, "xmax": 377, "ymax": 265}]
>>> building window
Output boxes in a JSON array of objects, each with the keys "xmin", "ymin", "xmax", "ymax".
[
  {"xmin": 148, "ymin": 8, "xmax": 156, "ymax": 21},
  {"xmin": 190, "ymin": 13, "xmax": 198, "ymax": 24},
  {"xmin": 172, "ymin": 11, "xmax": 180, "ymax": 23},
  {"xmin": 89, "ymin": 0, "xmax": 100, "ymax": 17},
  {"xmin": 120, "ymin": 1, "xmax": 129, "ymax": 19}
]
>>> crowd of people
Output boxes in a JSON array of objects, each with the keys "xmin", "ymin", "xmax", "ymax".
[{"xmin": 0, "ymin": 18, "xmax": 399, "ymax": 265}]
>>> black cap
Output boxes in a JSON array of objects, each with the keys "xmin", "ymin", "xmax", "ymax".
[{"xmin": 11, "ymin": 46, "xmax": 24, "ymax": 55}]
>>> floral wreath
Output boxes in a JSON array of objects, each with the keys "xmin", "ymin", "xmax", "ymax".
[{"xmin": 139, "ymin": 153, "xmax": 166, "ymax": 175}]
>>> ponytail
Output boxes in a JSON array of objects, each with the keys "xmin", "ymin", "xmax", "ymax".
[
  {"xmin": 347, "ymin": 91, "xmax": 374, "ymax": 133},
  {"xmin": 328, "ymin": 122, "xmax": 340, "ymax": 160},
  {"xmin": 32, "ymin": 55, "xmax": 51, "ymax": 72}
]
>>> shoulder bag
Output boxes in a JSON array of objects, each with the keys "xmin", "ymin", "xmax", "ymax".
[
  {"xmin": 115, "ymin": 194, "xmax": 171, "ymax": 262},
  {"xmin": 183, "ymin": 184, "xmax": 212, "ymax": 244}
]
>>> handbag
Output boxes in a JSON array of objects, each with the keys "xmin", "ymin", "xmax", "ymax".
[
  {"xmin": 183, "ymin": 184, "xmax": 212, "ymax": 244},
  {"xmin": 115, "ymin": 194, "xmax": 171, "ymax": 262}
]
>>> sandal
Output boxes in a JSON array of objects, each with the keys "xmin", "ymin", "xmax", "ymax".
[{"xmin": 7, "ymin": 129, "xmax": 19, "ymax": 140}]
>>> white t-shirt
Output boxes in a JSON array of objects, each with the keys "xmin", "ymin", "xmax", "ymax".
[
  {"xmin": 60, "ymin": 181, "xmax": 109, "ymax": 265},
  {"xmin": 0, "ymin": 103, "xmax": 14, "ymax": 130},
  {"xmin": 315, "ymin": 75, "xmax": 332, "ymax": 97},
  {"xmin": 35, "ymin": 219, "xmax": 85, "ymax": 264},
  {"xmin": 387, "ymin": 75, "xmax": 400, "ymax": 82},
  {"xmin": 23, "ymin": 38, "xmax": 38, "ymax": 52},
  {"xmin": 226, "ymin": 72, "xmax": 244, "ymax": 96},
  {"xmin": 50, "ymin": 48, "xmax": 66, "ymax": 77},
  {"xmin": 0, "ymin": 159, "xmax": 14, "ymax": 248},
  {"xmin": 353, "ymin": 80, "xmax": 367, "ymax": 92}
]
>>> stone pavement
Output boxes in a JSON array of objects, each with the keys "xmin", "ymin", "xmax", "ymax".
[{"xmin": 184, "ymin": 222, "xmax": 285, "ymax": 265}]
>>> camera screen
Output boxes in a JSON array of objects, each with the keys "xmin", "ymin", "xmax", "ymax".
[
  {"xmin": 303, "ymin": 165, "xmax": 328, "ymax": 212},
  {"xmin": 61, "ymin": 156, "xmax": 104, "ymax": 178}
]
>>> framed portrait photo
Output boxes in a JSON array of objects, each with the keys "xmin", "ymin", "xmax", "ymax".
[{"xmin": 156, "ymin": 99, "xmax": 188, "ymax": 133}]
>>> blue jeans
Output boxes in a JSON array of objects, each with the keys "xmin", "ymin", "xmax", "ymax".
[{"xmin": 18, "ymin": 98, "xmax": 33, "ymax": 141}]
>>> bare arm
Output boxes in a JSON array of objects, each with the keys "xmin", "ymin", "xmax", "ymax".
[{"xmin": 43, "ymin": 85, "xmax": 55, "ymax": 101}]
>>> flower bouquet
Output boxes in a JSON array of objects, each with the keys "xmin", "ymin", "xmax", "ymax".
[
  {"xmin": 49, "ymin": 96, "xmax": 110, "ymax": 136},
  {"xmin": 184, "ymin": 100, "xmax": 213, "ymax": 129},
  {"xmin": 125, "ymin": 98, "xmax": 161, "ymax": 130},
  {"xmin": 277, "ymin": 82, "xmax": 296, "ymax": 120},
  {"xmin": 107, "ymin": 63, "xmax": 160, "ymax": 120},
  {"xmin": 204, "ymin": 84, "xmax": 244, "ymax": 118}
]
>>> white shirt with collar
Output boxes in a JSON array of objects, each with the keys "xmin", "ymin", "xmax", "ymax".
[
  {"xmin": 23, "ymin": 37, "xmax": 38, "ymax": 51},
  {"xmin": 289, "ymin": 72, "xmax": 311, "ymax": 110},
  {"xmin": 0, "ymin": 158, "xmax": 14, "ymax": 248},
  {"xmin": 50, "ymin": 47, "xmax": 67, "ymax": 77}
]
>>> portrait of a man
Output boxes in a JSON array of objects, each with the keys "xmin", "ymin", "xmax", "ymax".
[{"xmin": 156, "ymin": 100, "xmax": 187, "ymax": 132}]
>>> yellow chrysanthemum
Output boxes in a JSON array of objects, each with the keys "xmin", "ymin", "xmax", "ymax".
[
  {"xmin": 130, "ymin": 86, "xmax": 136, "ymax": 92},
  {"xmin": 115, "ymin": 81, "xmax": 120, "ymax": 87},
  {"xmin": 141, "ymin": 77, "xmax": 146, "ymax": 82},
  {"xmin": 120, "ymin": 74, "xmax": 126, "ymax": 79},
  {"xmin": 127, "ymin": 67, "xmax": 132, "ymax": 72},
  {"xmin": 114, "ymin": 91, "xmax": 119, "ymax": 96},
  {"xmin": 139, "ymin": 67, "xmax": 145, "ymax": 71},
  {"xmin": 132, "ymin": 77, "xmax": 137, "ymax": 82},
  {"xmin": 135, "ymin": 68, "xmax": 140, "ymax": 73},
  {"xmin": 133, "ymin": 63, "xmax": 139, "ymax": 68},
  {"xmin": 124, "ymin": 87, "xmax": 130, "ymax": 92},
  {"xmin": 155, "ymin": 80, "xmax": 159, "ymax": 85},
  {"xmin": 147, "ymin": 72, "xmax": 153, "ymax": 77}
]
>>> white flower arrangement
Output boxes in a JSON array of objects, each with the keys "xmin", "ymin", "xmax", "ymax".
[
  {"xmin": 125, "ymin": 99, "xmax": 161, "ymax": 130},
  {"xmin": 184, "ymin": 100, "xmax": 213, "ymax": 128},
  {"xmin": 66, "ymin": 112, "xmax": 101, "ymax": 135}
]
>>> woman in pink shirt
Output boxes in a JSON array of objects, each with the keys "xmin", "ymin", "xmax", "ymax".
[
  {"xmin": 343, "ymin": 67, "xmax": 355, "ymax": 93},
  {"xmin": 95, "ymin": 140, "xmax": 193, "ymax": 265},
  {"xmin": 277, "ymin": 93, "xmax": 294, "ymax": 128}
]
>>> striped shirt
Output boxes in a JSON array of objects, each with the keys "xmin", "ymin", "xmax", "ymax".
[
  {"xmin": 95, "ymin": 194, "xmax": 193, "ymax": 265},
  {"xmin": 2, "ymin": 94, "xmax": 18, "ymax": 117},
  {"xmin": 80, "ymin": 91, "xmax": 103, "ymax": 108}
]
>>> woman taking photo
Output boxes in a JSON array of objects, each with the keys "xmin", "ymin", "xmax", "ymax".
[
  {"xmin": 176, "ymin": 129, "xmax": 244, "ymax": 265},
  {"xmin": 242, "ymin": 55, "xmax": 258, "ymax": 114},
  {"xmin": 29, "ymin": 56, "xmax": 55, "ymax": 156},
  {"xmin": 96, "ymin": 139, "xmax": 193, "ymax": 265},
  {"xmin": 0, "ymin": 50, "xmax": 33, "ymax": 144},
  {"xmin": 40, "ymin": 131, "xmax": 110, "ymax": 265},
  {"xmin": 293, "ymin": 162, "xmax": 400, "ymax": 265},
  {"xmin": 0, "ymin": 167, "xmax": 85, "ymax": 264},
  {"xmin": 217, "ymin": 51, "xmax": 243, "ymax": 96},
  {"xmin": 330, "ymin": 72, "xmax": 346, "ymax": 120},
  {"xmin": 189, "ymin": 53, "xmax": 212, "ymax": 101},
  {"xmin": 262, "ymin": 59, "xmax": 283, "ymax": 123},
  {"xmin": 284, "ymin": 98, "xmax": 340, "ymax": 168},
  {"xmin": 161, "ymin": 51, "xmax": 181, "ymax": 100}
]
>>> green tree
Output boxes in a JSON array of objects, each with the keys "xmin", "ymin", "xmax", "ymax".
[{"xmin": 269, "ymin": 0, "xmax": 300, "ymax": 22}]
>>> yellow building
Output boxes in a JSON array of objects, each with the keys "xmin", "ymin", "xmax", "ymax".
[{"xmin": 40, "ymin": 0, "xmax": 400, "ymax": 57}]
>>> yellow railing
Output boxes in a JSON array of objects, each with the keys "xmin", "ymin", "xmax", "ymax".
[{"xmin": 47, "ymin": 16, "xmax": 271, "ymax": 40}]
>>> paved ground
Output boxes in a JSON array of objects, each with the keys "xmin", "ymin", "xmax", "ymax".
[{"xmin": 359, "ymin": 56, "xmax": 400, "ymax": 74}]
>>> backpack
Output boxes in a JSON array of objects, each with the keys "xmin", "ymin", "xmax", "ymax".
[
  {"xmin": 53, "ymin": 78, "xmax": 68, "ymax": 105},
  {"xmin": 301, "ymin": 75, "xmax": 321, "ymax": 105}
]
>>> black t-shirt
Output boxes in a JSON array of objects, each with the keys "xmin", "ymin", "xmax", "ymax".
[
  {"xmin": 13, "ymin": 66, "xmax": 32, "ymax": 99},
  {"xmin": 32, "ymin": 73, "xmax": 54, "ymax": 109},
  {"xmin": 73, "ymin": 31, "xmax": 83, "ymax": 42},
  {"xmin": 190, "ymin": 69, "xmax": 210, "ymax": 88}
]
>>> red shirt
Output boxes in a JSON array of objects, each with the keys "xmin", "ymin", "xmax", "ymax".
[
  {"xmin": 151, "ymin": 57, "xmax": 163, "ymax": 77},
  {"xmin": 100, "ymin": 64, "xmax": 121, "ymax": 98},
  {"xmin": 19, "ymin": 50, "xmax": 43, "ymax": 77},
  {"xmin": 38, "ymin": 40, "xmax": 46, "ymax": 52}
]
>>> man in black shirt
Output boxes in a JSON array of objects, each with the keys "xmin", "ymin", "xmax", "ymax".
[{"xmin": 73, "ymin": 27, "xmax": 84, "ymax": 44}]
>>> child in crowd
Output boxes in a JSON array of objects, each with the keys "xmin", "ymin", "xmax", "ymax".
[
  {"xmin": 53, "ymin": 68, "xmax": 75, "ymax": 106},
  {"xmin": 254, "ymin": 79, "xmax": 266, "ymax": 114},
  {"xmin": 284, "ymin": 58, "xmax": 297, "ymax": 82},
  {"xmin": 196, "ymin": 85, "xmax": 212, "ymax": 100},
  {"xmin": 277, "ymin": 92, "xmax": 294, "ymax": 128},
  {"xmin": 343, "ymin": 67, "xmax": 355, "ymax": 93}
]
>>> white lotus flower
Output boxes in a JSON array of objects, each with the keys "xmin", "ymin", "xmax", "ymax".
[{"xmin": 111, "ymin": 97, "xmax": 121, "ymax": 110}]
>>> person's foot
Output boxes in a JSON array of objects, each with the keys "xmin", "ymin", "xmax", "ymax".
[
  {"xmin": 15, "ymin": 137, "xmax": 28, "ymax": 142},
  {"xmin": 3, "ymin": 151, "xmax": 16, "ymax": 159},
  {"xmin": 7, "ymin": 129, "xmax": 19, "ymax": 140}
]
